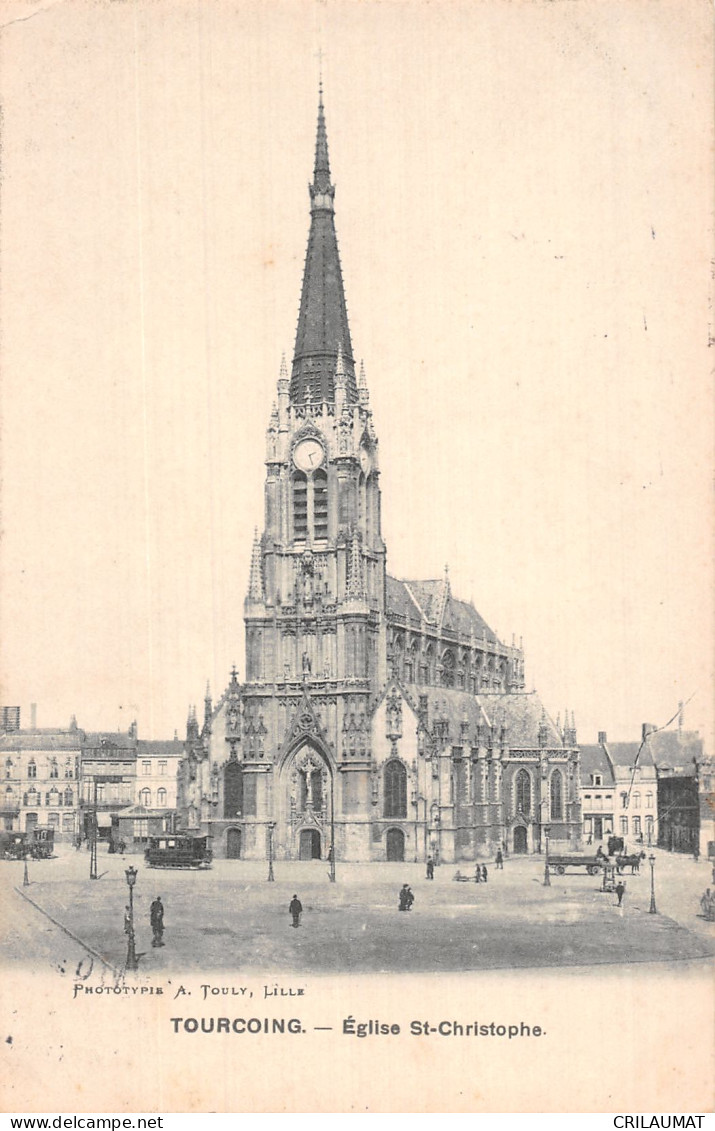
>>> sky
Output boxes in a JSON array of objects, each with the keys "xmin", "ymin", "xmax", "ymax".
[{"xmin": 0, "ymin": 0, "xmax": 712, "ymax": 748}]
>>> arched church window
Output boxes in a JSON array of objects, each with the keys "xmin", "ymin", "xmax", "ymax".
[
  {"xmin": 516, "ymin": 769, "xmax": 531, "ymax": 815},
  {"xmin": 313, "ymin": 469, "xmax": 328, "ymax": 540},
  {"xmin": 293, "ymin": 472, "xmax": 308, "ymax": 541},
  {"xmin": 441, "ymin": 650, "xmax": 455, "ymax": 688},
  {"xmin": 224, "ymin": 761, "xmax": 243, "ymax": 819},
  {"xmin": 384, "ymin": 759, "xmax": 407, "ymax": 818},
  {"xmin": 550, "ymin": 770, "xmax": 563, "ymax": 820}
]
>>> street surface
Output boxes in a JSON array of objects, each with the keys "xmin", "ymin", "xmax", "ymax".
[{"xmin": 2, "ymin": 845, "xmax": 713, "ymax": 974}]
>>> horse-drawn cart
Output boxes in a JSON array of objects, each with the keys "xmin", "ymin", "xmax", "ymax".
[{"xmin": 548, "ymin": 854, "xmax": 603, "ymax": 876}]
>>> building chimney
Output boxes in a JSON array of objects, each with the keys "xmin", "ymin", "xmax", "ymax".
[
  {"xmin": 598, "ymin": 731, "xmax": 607, "ymax": 745},
  {"xmin": 30, "ymin": 703, "xmax": 37, "ymax": 729}
]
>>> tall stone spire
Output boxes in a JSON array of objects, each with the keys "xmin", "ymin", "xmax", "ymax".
[{"xmin": 290, "ymin": 86, "xmax": 357, "ymax": 406}]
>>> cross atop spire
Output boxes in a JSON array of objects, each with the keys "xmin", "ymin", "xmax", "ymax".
[{"xmin": 291, "ymin": 85, "xmax": 357, "ymax": 406}]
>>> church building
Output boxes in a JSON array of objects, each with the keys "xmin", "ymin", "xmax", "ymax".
[{"xmin": 179, "ymin": 90, "xmax": 582, "ymax": 863}]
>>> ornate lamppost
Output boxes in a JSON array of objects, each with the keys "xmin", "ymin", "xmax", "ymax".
[
  {"xmin": 124, "ymin": 864, "xmax": 139, "ymax": 971},
  {"xmin": 543, "ymin": 824, "xmax": 551, "ymax": 887},
  {"xmin": 648, "ymin": 853, "xmax": 657, "ymax": 914},
  {"xmin": 267, "ymin": 821, "xmax": 275, "ymax": 882},
  {"xmin": 22, "ymin": 846, "xmax": 30, "ymax": 887}
]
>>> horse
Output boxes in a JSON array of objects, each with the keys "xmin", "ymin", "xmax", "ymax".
[{"xmin": 615, "ymin": 851, "xmax": 646, "ymax": 874}]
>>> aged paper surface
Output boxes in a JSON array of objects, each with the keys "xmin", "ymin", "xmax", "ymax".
[{"xmin": 1, "ymin": 0, "xmax": 713, "ymax": 1114}]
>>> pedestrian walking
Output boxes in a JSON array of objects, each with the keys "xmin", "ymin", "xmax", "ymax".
[
  {"xmin": 474, "ymin": 864, "xmax": 481, "ymax": 883},
  {"xmin": 426, "ymin": 856, "xmax": 434, "ymax": 880},
  {"xmin": 398, "ymin": 884, "xmax": 414, "ymax": 911},
  {"xmin": 615, "ymin": 882, "xmax": 626, "ymax": 907},
  {"xmin": 289, "ymin": 894, "xmax": 303, "ymax": 928},
  {"xmin": 495, "ymin": 849, "xmax": 503, "ymax": 870},
  {"xmin": 150, "ymin": 896, "xmax": 165, "ymax": 947},
  {"xmin": 75, "ymin": 835, "xmax": 82, "ymax": 852},
  {"xmin": 118, "ymin": 839, "xmax": 127, "ymax": 855},
  {"xmin": 481, "ymin": 864, "xmax": 488, "ymax": 883}
]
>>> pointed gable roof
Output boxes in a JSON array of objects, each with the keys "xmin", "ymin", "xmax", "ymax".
[{"xmin": 290, "ymin": 87, "xmax": 357, "ymax": 406}]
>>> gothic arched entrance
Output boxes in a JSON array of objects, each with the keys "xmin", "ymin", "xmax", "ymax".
[
  {"xmin": 299, "ymin": 829, "xmax": 321, "ymax": 860},
  {"xmin": 277, "ymin": 736, "xmax": 334, "ymax": 861},
  {"xmin": 386, "ymin": 827, "xmax": 405, "ymax": 862},
  {"xmin": 513, "ymin": 825, "xmax": 528, "ymax": 854},
  {"xmin": 226, "ymin": 828, "xmax": 242, "ymax": 859}
]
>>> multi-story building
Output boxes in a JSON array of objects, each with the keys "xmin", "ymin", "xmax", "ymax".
[
  {"xmin": 647, "ymin": 713, "xmax": 704, "ymax": 855},
  {"xmin": 178, "ymin": 89, "xmax": 582, "ymax": 862},
  {"xmin": 79, "ymin": 729, "xmax": 137, "ymax": 843},
  {"xmin": 0, "ymin": 713, "xmax": 82, "ymax": 841},
  {"xmin": 580, "ymin": 728, "xmax": 660, "ymax": 849}
]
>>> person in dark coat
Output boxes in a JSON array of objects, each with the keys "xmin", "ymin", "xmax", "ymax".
[
  {"xmin": 615, "ymin": 882, "xmax": 626, "ymax": 907},
  {"xmin": 481, "ymin": 864, "xmax": 488, "ymax": 883},
  {"xmin": 495, "ymin": 849, "xmax": 503, "ymax": 870},
  {"xmin": 474, "ymin": 864, "xmax": 481, "ymax": 883},
  {"xmin": 398, "ymin": 884, "xmax": 414, "ymax": 911},
  {"xmin": 150, "ymin": 896, "xmax": 165, "ymax": 947},
  {"xmin": 426, "ymin": 856, "xmax": 434, "ymax": 880},
  {"xmin": 289, "ymin": 894, "xmax": 303, "ymax": 928}
]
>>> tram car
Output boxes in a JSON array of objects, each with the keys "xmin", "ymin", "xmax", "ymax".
[
  {"xmin": 30, "ymin": 827, "xmax": 55, "ymax": 859},
  {"xmin": 144, "ymin": 834, "xmax": 213, "ymax": 869},
  {"xmin": 0, "ymin": 827, "xmax": 55, "ymax": 860},
  {"xmin": 1, "ymin": 831, "xmax": 28, "ymax": 860}
]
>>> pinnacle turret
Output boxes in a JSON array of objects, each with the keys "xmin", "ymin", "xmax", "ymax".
[{"xmin": 248, "ymin": 528, "xmax": 263, "ymax": 602}]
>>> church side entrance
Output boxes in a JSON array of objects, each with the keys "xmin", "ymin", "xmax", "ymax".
[
  {"xmin": 299, "ymin": 829, "xmax": 321, "ymax": 860},
  {"xmin": 513, "ymin": 825, "xmax": 528, "ymax": 854},
  {"xmin": 386, "ymin": 827, "xmax": 405, "ymax": 861},
  {"xmin": 226, "ymin": 828, "xmax": 242, "ymax": 859}
]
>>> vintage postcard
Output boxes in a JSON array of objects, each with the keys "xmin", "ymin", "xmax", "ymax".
[{"xmin": 0, "ymin": 0, "xmax": 713, "ymax": 1115}]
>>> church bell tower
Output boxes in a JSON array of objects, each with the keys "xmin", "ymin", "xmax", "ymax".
[{"xmin": 242, "ymin": 87, "xmax": 387, "ymax": 861}]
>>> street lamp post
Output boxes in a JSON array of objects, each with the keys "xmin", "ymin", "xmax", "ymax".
[
  {"xmin": 89, "ymin": 779, "xmax": 98, "ymax": 881},
  {"xmin": 22, "ymin": 848, "xmax": 29, "ymax": 887},
  {"xmin": 267, "ymin": 821, "xmax": 275, "ymax": 882},
  {"xmin": 329, "ymin": 775, "xmax": 336, "ymax": 883},
  {"xmin": 543, "ymin": 824, "xmax": 551, "ymax": 887},
  {"xmin": 648, "ymin": 853, "xmax": 657, "ymax": 914},
  {"xmin": 125, "ymin": 864, "xmax": 139, "ymax": 970}
]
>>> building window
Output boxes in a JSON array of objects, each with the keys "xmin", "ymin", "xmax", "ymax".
[
  {"xmin": 46, "ymin": 788, "xmax": 61, "ymax": 806},
  {"xmin": 25, "ymin": 789, "xmax": 40, "ymax": 806},
  {"xmin": 384, "ymin": 760, "xmax": 407, "ymax": 818},
  {"xmin": 142, "ymin": 761, "xmax": 151, "ymax": 776},
  {"xmin": 158, "ymin": 761, "xmax": 167, "ymax": 776},
  {"xmin": 633, "ymin": 792, "xmax": 640, "ymax": 809},
  {"xmin": 64, "ymin": 760, "xmax": 74, "ymax": 779},
  {"xmin": 313, "ymin": 468, "xmax": 328, "ymax": 540},
  {"xmin": 28, "ymin": 761, "xmax": 37, "ymax": 780},
  {"xmin": 645, "ymin": 815, "xmax": 654, "ymax": 840},
  {"xmin": 516, "ymin": 769, "xmax": 531, "ymax": 815},
  {"xmin": 62, "ymin": 813, "xmax": 74, "ymax": 833},
  {"xmin": 63, "ymin": 788, "xmax": 73, "ymax": 806},
  {"xmin": 5, "ymin": 759, "xmax": 13, "ymax": 779},
  {"xmin": 49, "ymin": 760, "xmax": 59, "ymax": 779},
  {"xmin": 293, "ymin": 472, "xmax": 308, "ymax": 540},
  {"xmin": 47, "ymin": 812, "xmax": 59, "ymax": 829},
  {"xmin": 621, "ymin": 792, "xmax": 628, "ymax": 808},
  {"xmin": 441, "ymin": 650, "xmax": 455, "ymax": 688},
  {"xmin": 633, "ymin": 816, "xmax": 641, "ymax": 836},
  {"xmin": 593, "ymin": 795, "xmax": 603, "ymax": 811},
  {"xmin": 140, "ymin": 788, "xmax": 151, "ymax": 807},
  {"xmin": 646, "ymin": 792, "xmax": 653, "ymax": 809},
  {"xmin": 157, "ymin": 787, "xmax": 167, "ymax": 808},
  {"xmin": 584, "ymin": 817, "xmax": 593, "ymax": 835},
  {"xmin": 620, "ymin": 817, "xmax": 628, "ymax": 836},
  {"xmin": 550, "ymin": 770, "xmax": 563, "ymax": 820},
  {"xmin": 95, "ymin": 783, "xmax": 105, "ymax": 802},
  {"xmin": 590, "ymin": 774, "xmax": 602, "ymax": 786}
]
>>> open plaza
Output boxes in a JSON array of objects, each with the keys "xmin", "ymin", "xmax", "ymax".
[{"xmin": 4, "ymin": 843, "xmax": 714, "ymax": 976}]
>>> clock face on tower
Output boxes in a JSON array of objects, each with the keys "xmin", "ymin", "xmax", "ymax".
[{"xmin": 293, "ymin": 438, "xmax": 324, "ymax": 471}]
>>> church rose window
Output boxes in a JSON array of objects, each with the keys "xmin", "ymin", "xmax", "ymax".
[
  {"xmin": 516, "ymin": 769, "xmax": 531, "ymax": 815},
  {"xmin": 384, "ymin": 759, "xmax": 407, "ymax": 818},
  {"xmin": 550, "ymin": 770, "xmax": 563, "ymax": 819}
]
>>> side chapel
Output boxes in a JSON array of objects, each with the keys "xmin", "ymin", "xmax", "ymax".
[{"xmin": 179, "ymin": 90, "xmax": 582, "ymax": 862}]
